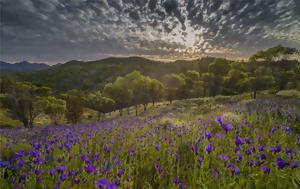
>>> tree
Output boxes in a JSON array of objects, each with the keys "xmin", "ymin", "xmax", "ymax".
[
  {"xmin": 103, "ymin": 77, "xmax": 132, "ymax": 116},
  {"xmin": 126, "ymin": 72, "xmax": 152, "ymax": 113},
  {"xmin": 275, "ymin": 71, "xmax": 295, "ymax": 90},
  {"xmin": 249, "ymin": 45, "xmax": 299, "ymax": 62},
  {"xmin": 201, "ymin": 73, "xmax": 214, "ymax": 97},
  {"xmin": 244, "ymin": 67, "xmax": 275, "ymax": 98},
  {"xmin": 149, "ymin": 79, "xmax": 165, "ymax": 106},
  {"xmin": 40, "ymin": 96, "xmax": 66, "ymax": 125},
  {"xmin": 0, "ymin": 82, "xmax": 48, "ymax": 127},
  {"xmin": 163, "ymin": 74, "xmax": 185, "ymax": 103},
  {"xmin": 208, "ymin": 59, "xmax": 231, "ymax": 76},
  {"xmin": 63, "ymin": 90, "xmax": 84, "ymax": 124},
  {"xmin": 0, "ymin": 75, "xmax": 15, "ymax": 94},
  {"xmin": 223, "ymin": 69, "xmax": 246, "ymax": 95},
  {"xmin": 85, "ymin": 91, "xmax": 115, "ymax": 120}
]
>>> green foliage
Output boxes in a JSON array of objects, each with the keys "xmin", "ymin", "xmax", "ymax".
[
  {"xmin": 40, "ymin": 96, "xmax": 66, "ymax": 125},
  {"xmin": 103, "ymin": 78, "xmax": 133, "ymax": 115},
  {"xmin": 163, "ymin": 74, "xmax": 185, "ymax": 103},
  {"xmin": 0, "ymin": 108, "xmax": 22, "ymax": 128},
  {"xmin": 84, "ymin": 91, "xmax": 115, "ymax": 120},
  {"xmin": 208, "ymin": 59, "xmax": 231, "ymax": 76},
  {"xmin": 249, "ymin": 45, "xmax": 299, "ymax": 62},
  {"xmin": 63, "ymin": 90, "xmax": 84, "ymax": 124},
  {"xmin": 0, "ymin": 82, "xmax": 49, "ymax": 127},
  {"xmin": 149, "ymin": 79, "xmax": 165, "ymax": 105},
  {"xmin": 276, "ymin": 89, "xmax": 300, "ymax": 98}
]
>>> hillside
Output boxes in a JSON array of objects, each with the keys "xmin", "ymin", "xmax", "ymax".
[
  {"xmin": 1, "ymin": 94, "xmax": 299, "ymax": 188},
  {"xmin": 10, "ymin": 57, "xmax": 216, "ymax": 92}
]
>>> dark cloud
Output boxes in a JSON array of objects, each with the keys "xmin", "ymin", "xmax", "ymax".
[{"xmin": 0, "ymin": 0, "xmax": 299, "ymax": 64}]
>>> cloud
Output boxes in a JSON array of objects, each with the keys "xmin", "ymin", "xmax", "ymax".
[{"xmin": 0, "ymin": 0, "xmax": 299, "ymax": 63}]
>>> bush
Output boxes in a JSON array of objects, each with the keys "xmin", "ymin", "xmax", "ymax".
[{"xmin": 276, "ymin": 89, "xmax": 300, "ymax": 98}]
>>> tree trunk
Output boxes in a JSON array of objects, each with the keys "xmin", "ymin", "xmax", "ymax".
[
  {"xmin": 135, "ymin": 105, "xmax": 138, "ymax": 116},
  {"xmin": 102, "ymin": 113, "xmax": 105, "ymax": 121},
  {"xmin": 253, "ymin": 90, "xmax": 257, "ymax": 99},
  {"xmin": 152, "ymin": 101, "xmax": 155, "ymax": 106},
  {"xmin": 97, "ymin": 111, "xmax": 101, "ymax": 121},
  {"xmin": 29, "ymin": 120, "xmax": 33, "ymax": 128},
  {"xmin": 22, "ymin": 118, "xmax": 29, "ymax": 128},
  {"xmin": 143, "ymin": 104, "xmax": 147, "ymax": 111},
  {"xmin": 119, "ymin": 109, "xmax": 123, "ymax": 116}
]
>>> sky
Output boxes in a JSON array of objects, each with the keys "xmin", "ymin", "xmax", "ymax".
[{"xmin": 0, "ymin": 0, "xmax": 299, "ymax": 64}]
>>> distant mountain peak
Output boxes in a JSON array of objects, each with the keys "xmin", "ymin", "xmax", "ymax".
[{"xmin": 0, "ymin": 60, "xmax": 50, "ymax": 72}]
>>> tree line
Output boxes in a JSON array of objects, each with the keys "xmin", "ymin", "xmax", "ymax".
[{"xmin": 0, "ymin": 45, "xmax": 299, "ymax": 127}]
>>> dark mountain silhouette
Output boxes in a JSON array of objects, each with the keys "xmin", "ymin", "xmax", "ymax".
[{"xmin": 0, "ymin": 61, "xmax": 50, "ymax": 72}]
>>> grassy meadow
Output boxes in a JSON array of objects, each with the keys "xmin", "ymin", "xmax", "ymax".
[{"xmin": 1, "ymin": 93, "xmax": 299, "ymax": 189}]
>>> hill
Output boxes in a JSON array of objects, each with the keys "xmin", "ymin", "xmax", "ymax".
[
  {"xmin": 10, "ymin": 57, "xmax": 216, "ymax": 92},
  {"xmin": 0, "ymin": 61, "xmax": 50, "ymax": 72}
]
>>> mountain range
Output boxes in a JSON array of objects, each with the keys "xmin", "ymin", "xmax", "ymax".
[{"xmin": 0, "ymin": 61, "xmax": 50, "ymax": 72}]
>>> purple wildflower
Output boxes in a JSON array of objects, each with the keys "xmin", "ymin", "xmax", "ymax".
[
  {"xmin": 205, "ymin": 144, "xmax": 214, "ymax": 153},
  {"xmin": 258, "ymin": 145, "xmax": 265, "ymax": 152},
  {"xmin": 276, "ymin": 158, "xmax": 288, "ymax": 169},
  {"xmin": 290, "ymin": 162, "xmax": 299, "ymax": 169},
  {"xmin": 261, "ymin": 166, "xmax": 270, "ymax": 175},
  {"xmin": 215, "ymin": 115, "xmax": 225, "ymax": 125},
  {"xmin": 223, "ymin": 123, "xmax": 233, "ymax": 132},
  {"xmin": 235, "ymin": 136, "xmax": 245, "ymax": 146}
]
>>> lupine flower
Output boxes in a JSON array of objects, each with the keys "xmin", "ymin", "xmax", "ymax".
[
  {"xmin": 117, "ymin": 169, "xmax": 124, "ymax": 177},
  {"xmin": 271, "ymin": 127, "xmax": 277, "ymax": 133},
  {"xmin": 211, "ymin": 168, "xmax": 219, "ymax": 179},
  {"xmin": 35, "ymin": 169, "xmax": 43, "ymax": 175},
  {"xmin": 155, "ymin": 163, "xmax": 163, "ymax": 175},
  {"xmin": 57, "ymin": 166, "xmax": 66, "ymax": 173},
  {"xmin": 258, "ymin": 145, "xmax": 265, "ymax": 152},
  {"xmin": 285, "ymin": 148, "xmax": 292, "ymax": 154},
  {"xmin": 235, "ymin": 146, "xmax": 242, "ymax": 152},
  {"xmin": 36, "ymin": 177, "xmax": 43, "ymax": 183},
  {"xmin": 49, "ymin": 169, "xmax": 55, "ymax": 177},
  {"xmin": 261, "ymin": 166, "xmax": 270, "ymax": 175},
  {"xmin": 236, "ymin": 153, "xmax": 243, "ymax": 160},
  {"xmin": 69, "ymin": 170, "xmax": 76, "ymax": 177},
  {"xmin": 233, "ymin": 167, "xmax": 240, "ymax": 176},
  {"xmin": 290, "ymin": 162, "xmax": 299, "ymax": 169},
  {"xmin": 59, "ymin": 174, "xmax": 68, "ymax": 181},
  {"xmin": 197, "ymin": 157, "xmax": 204, "ymax": 169},
  {"xmin": 81, "ymin": 155, "xmax": 91, "ymax": 164},
  {"xmin": 260, "ymin": 154, "xmax": 267, "ymax": 160},
  {"xmin": 215, "ymin": 116, "xmax": 225, "ymax": 125},
  {"xmin": 17, "ymin": 159, "xmax": 24, "ymax": 168},
  {"xmin": 155, "ymin": 144, "xmax": 160, "ymax": 151},
  {"xmin": 85, "ymin": 164, "xmax": 98, "ymax": 174},
  {"xmin": 28, "ymin": 149, "xmax": 39, "ymax": 158},
  {"xmin": 96, "ymin": 178, "xmax": 117, "ymax": 189},
  {"xmin": 276, "ymin": 158, "xmax": 288, "ymax": 169},
  {"xmin": 33, "ymin": 142, "xmax": 41, "ymax": 149},
  {"xmin": 174, "ymin": 176, "xmax": 180, "ymax": 185},
  {"xmin": 223, "ymin": 123, "xmax": 233, "ymax": 132},
  {"xmin": 205, "ymin": 144, "xmax": 214, "ymax": 153},
  {"xmin": 249, "ymin": 146, "xmax": 255, "ymax": 152},
  {"xmin": 235, "ymin": 136, "xmax": 245, "ymax": 146},
  {"xmin": 204, "ymin": 131, "xmax": 213, "ymax": 139},
  {"xmin": 216, "ymin": 133, "xmax": 225, "ymax": 139},
  {"xmin": 270, "ymin": 146, "xmax": 281, "ymax": 153}
]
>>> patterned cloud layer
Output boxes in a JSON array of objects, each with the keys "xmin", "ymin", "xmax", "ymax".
[{"xmin": 1, "ymin": 0, "xmax": 299, "ymax": 63}]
